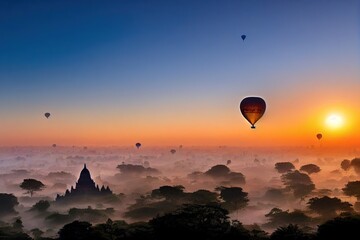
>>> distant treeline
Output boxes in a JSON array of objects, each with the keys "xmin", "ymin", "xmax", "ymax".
[{"xmin": 1, "ymin": 204, "xmax": 359, "ymax": 240}]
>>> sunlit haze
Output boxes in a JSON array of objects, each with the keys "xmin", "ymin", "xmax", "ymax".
[{"xmin": 1, "ymin": 2, "xmax": 360, "ymax": 239}]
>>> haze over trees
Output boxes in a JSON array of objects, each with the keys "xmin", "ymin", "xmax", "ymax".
[
  {"xmin": 0, "ymin": 193, "xmax": 18, "ymax": 217},
  {"xmin": 281, "ymin": 170, "xmax": 315, "ymax": 198},
  {"xmin": 307, "ymin": 196, "xmax": 353, "ymax": 220},
  {"xmin": 299, "ymin": 164, "xmax": 321, "ymax": 174},
  {"xmin": 275, "ymin": 162, "xmax": 295, "ymax": 173},
  {"xmin": 19, "ymin": 179, "xmax": 45, "ymax": 197}
]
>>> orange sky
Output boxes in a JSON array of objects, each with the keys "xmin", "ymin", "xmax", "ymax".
[{"xmin": 1, "ymin": 75, "xmax": 359, "ymax": 148}]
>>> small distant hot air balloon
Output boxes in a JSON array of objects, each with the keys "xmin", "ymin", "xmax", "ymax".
[
  {"xmin": 240, "ymin": 96, "xmax": 266, "ymax": 129},
  {"xmin": 170, "ymin": 149, "xmax": 176, "ymax": 154},
  {"xmin": 83, "ymin": 146, "xmax": 88, "ymax": 150},
  {"xmin": 241, "ymin": 35, "xmax": 246, "ymax": 41},
  {"xmin": 52, "ymin": 144, "xmax": 57, "ymax": 148},
  {"xmin": 135, "ymin": 143, "xmax": 141, "ymax": 149},
  {"xmin": 227, "ymin": 160, "xmax": 232, "ymax": 165},
  {"xmin": 45, "ymin": 112, "xmax": 51, "ymax": 119},
  {"xmin": 316, "ymin": 133, "xmax": 322, "ymax": 140}
]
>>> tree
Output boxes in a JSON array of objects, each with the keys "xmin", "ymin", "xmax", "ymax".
[
  {"xmin": 0, "ymin": 193, "xmax": 18, "ymax": 217},
  {"xmin": 341, "ymin": 159, "xmax": 351, "ymax": 171},
  {"xmin": 202, "ymin": 165, "xmax": 246, "ymax": 185},
  {"xmin": 299, "ymin": 164, "xmax": 321, "ymax": 174},
  {"xmin": 317, "ymin": 216, "xmax": 360, "ymax": 240},
  {"xmin": 12, "ymin": 218, "xmax": 24, "ymax": 232},
  {"xmin": 30, "ymin": 228, "xmax": 44, "ymax": 240},
  {"xmin": 281, "ymin": 171, "xmax": 315, "ymax": 198},
  {"xmin": 343, "ymin": 181, "xmax": 360, "ymax": 211},
  {"xmin": 350, "ymin": 158, "xmax": 360, "ymax": 175},
  {"xmin": 149, "ymin": 204, "xmax": 231, "ymax": 240},
  {"xmin": 151, "ymin": 185, "xmax": 185, "ymax": 201},
  {"xmin": 343, "ymin": 181, "xmax": 360, "ymax": 200},
  {"xmin": 116, "ymin": 164, "xmax": 160, "ymax": 176},
  {"xmin": 264, "ymin": 208, "xmax": 311, "ymax": 229},
  {"xmin": 275, "ymin": 162, "xmax": 295, "ymax": 173},
  {"xmin": 216, "ymin": 186, "xmax": 249, "ymax": 212},
  {"xmin": 19, "ymin": 179, "xmax": 45, "ymax": 197},
  {"xmin": 0, "ymin": 223, "xmax": 32, "ymax": 240},
  {"xmin": 188, "ymin": 189, "xmax": 218, "ymax": 204},
  {"xmin": 270, "ymin": 224, "xmax": 312, "ymax": 240},
  {"xmin": 58, "ymin": 221, "xmax": 94, "ymax": 240},
  {"xmin": 307, "ymin": 196, "xmax": 352, "ymax": 219},
  {"xmin": 205, "ymin": 165, "xmax": 231, "ymax": 177},
  {"xmin": 30, "ymin": 200, "xmax": 50, "ymax": 212}
]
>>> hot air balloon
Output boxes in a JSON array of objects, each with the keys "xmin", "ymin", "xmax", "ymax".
[
  {"xmin": 45, "ymin": 112, "xmax": 51, "ymax": 119},
  {"xmin": 240, "ymin": 96, "xmax": 266, "ymax": 129},
  {"xmin": 241, "ymin": 35, "xmax": 246, "ymax": 41},
  {"xmin": 135, "ymin": 142, "xmax": 141, "ymax": 149},
  {"xmin": 226, "ymin": 160, "xmax": 232, "ymax": 165},
  {"xmin": 170, "ymin": 149, "xmax": 176, "ymax": 154},
  {"xmin": 52, "ymin": 144, "xmax": 57, "ymax": 148},
  {"xmin": 316, "ymin": 133, "xmax": 322, "ymax": 140}
]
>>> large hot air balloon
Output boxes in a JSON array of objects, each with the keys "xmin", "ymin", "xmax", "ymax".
[
  {"xmin": 45, "ymin": 112, "xmax": 51, "ymax": 119},
  {"xmin": 240, "ymin": 96, "xmax": 266, "ymax": 129},
  {"xmin": 316, "ymin": 133, "xmax": 322, "ymax": 140},
  {"xmin": 135, "ymin": 142, "xmax": 141, "ymax": 149},
  {"xmin": 241, "ymin": 35, "xmax": 246, "ymax": 41}
]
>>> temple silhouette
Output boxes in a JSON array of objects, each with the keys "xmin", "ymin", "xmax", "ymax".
[{"xmin": 56, "ymin": 164, "xmax": 113, "ymax": 203}]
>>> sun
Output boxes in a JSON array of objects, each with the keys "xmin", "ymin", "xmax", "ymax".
[{"xmin": 325, "ymin": 113, "xmax": 344, "ymax": 129}]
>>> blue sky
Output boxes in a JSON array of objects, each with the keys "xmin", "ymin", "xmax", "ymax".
[{"xmin": 0, "ymin": 0, "xmax": 359, "ymax": 146}]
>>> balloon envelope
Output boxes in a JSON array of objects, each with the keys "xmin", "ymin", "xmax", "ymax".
[
  {"xmin": 135, "ymin": 143, "xmax": 141, "ymax": 149},
  {"xmin": 240, "ymin": 97, "xmax": 266, "ymax": 129},
  {"xmin": 45, "ymin": 112, "xmax": 50, "ymax": 118},
  {"xmin": 241, "ymin": 35, "xmax": 246, "ymax": 41},
  {"xmin": 316, "ymin": 133, "xmax": 322, "ymax": 140},
  {"xmin": 170, "ymin": 149, "xmax": 176, "ymax": 154}
]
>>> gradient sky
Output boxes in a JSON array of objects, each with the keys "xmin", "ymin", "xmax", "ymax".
[{"xmin": 0, "ymin": 0, "xmax": 359, "ymax": 147}]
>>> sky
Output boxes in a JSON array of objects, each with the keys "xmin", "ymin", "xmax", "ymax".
[{"xmin": 0, "ymin": 0, "xmax": 359, "ymax": 147}]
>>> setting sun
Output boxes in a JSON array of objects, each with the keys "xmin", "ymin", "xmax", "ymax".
[{"xmin": 325, "ymin": 113, "xmax": 344, "ymax": 129}]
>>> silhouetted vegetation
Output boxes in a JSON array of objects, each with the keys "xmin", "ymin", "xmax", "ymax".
[
  {"xmin": 264, "ymin": 208, "xmax": 312, "ymax": 229},
  {"xmin": 316, "ymin": 216, "xmax": 360, "ymax": 240},
  {"xmin": 0, "ymin": 201, "xmax": 359, "ymax": 239},
  {"xmin": 20, "ymin": 179, "xmax": 45, "ymax": 197},
  {"xmin": 275, "ymin": 162, "xmax": 295, "ymax": 173},
  {"xmin": 281, "ymin": 170, "xmax": 315, "ymax": 198},
  {"xmin": 30, "ymin": 200, "xmax": 50, "ymax": 212},
  {"xmin": 300, "ymin": 164, "xmax": 321, "ymax": 175},
  {"xmin": 189, "ymin": 164, "xmax": 246, "ymax": 185},
  {"xmin": 307, "ymin": 196, "xmax": 352, "ymax": 220},
  {"xmin": 270, "ymin": 224, "xmax": 312, "ymax": 240},
  {"xmin": 350, "ymin": 158, "xmax": 360, "ymax": 175},
  {"xmin": 340, "ymin": 159, "xmax": 351, "ymax": 171},
  {"xmin": 342, "ymin": 181, "xmax": 360, "ymax": 200},
  {"xmin": 216, "ymin": 186, "xmax": 249, "ymax": 212},
  {"xmin": 125, "ymin": 185, "xmax": 221, "ymax": 221},
  {"xmin": 116, "ymin": 164, "xmax": 161, "ymax": 176},
  {"xmin": 0, "ymin": 193, "xmax": 18, "ymax": 217}
]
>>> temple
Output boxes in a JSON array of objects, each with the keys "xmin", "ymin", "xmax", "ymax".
[{"xmin": 56, "ymin": 164, "xmax": 113, "ymax": 202}]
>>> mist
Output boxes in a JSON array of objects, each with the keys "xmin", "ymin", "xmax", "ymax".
[{"xmin": 0, "ymin": 145, "xmax": 359, "ymax": 238}]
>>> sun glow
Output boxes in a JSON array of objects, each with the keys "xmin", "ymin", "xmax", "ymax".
[{"xmin": 325, "ymin": 113, "xmax": 344, "ymax": 129}]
